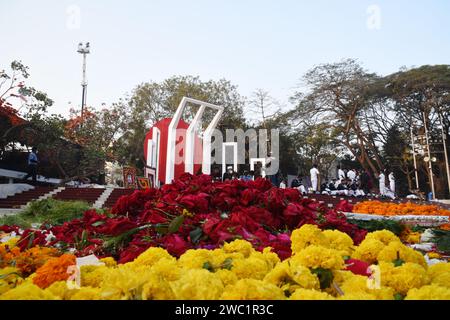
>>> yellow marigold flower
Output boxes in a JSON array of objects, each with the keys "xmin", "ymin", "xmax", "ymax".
[
  {"xmin": 264, "ymin": 260, "xmax": 319, "ymax": 293},
  {"xmin": 100, "ymin": 264, "xmax": 155, "ymax": 300},
  {"xmin": 45, "ymin": 281, "xmax": 77, "ymax": 300},
  {"xmin": 130, "ymin": 247, "xmax": 174, "ymax": 267},
  {"xmin": 223, "ymin": 239, "xmax": 255, "ymax": 258},
  {"xmin": 3, "ymin": 237, "xmax": 19, "ymax": 248},
  {"xmin": 380, "ymin": 262, "xmax": 430, "ymax": 295},
  {"xmin": 81, "ymin": 265, "xmax": 109, "ymax": 288},
  {"xmin": 322, "ymin": 229, "xmax": 355, "ymax": 256},
  {"xmin": 352, "ymin": 239, "xmax": 385, "ymax": 264},
  {"xmin": 229, "ymin": 256, "xmax": 271, "ymax": 280},
  {"xmin": 0, "ymin": 282, "xmax": 58, "ymax": 300},
  {"xmin": 209, "ymin": 249, "xmax": 243, "ymax": 270},
  {"xmin": 427, "ymin": 263, "xmax": 450, "ymax": 288},
  {"xmin": 290, "ymin": 288, "xmax": 334, "ymax": 300},
  {"xmin": 100, "ymin": 257, "xmax": 117, "ymax": 267},
  {"xmin": 150, "ymin": 258, "xmax": 182, "ymax": 281},
  {"xmin": 405, "ymin": 284, "xmax": 450, "ymax": 300},
  {"xmin": 377, "ymin": 241, "xmax": 426, "ymax": 267},
  {"xmin": 170, "ymin": 269, "xmax": 224, "ymax": 300},
  {"xmin": 365, "ymin": 230, "xmax": 401, "ymax": 245},
  {"xmin": 431, "ymin": 272, "xmax": 450, "ymax": 288},
  {"xmin": 292, "ymin": 245, "xmax": 344, "ymax": 270},
  {"xmin": 215, "ymin": 269, "xmax": 238, "ymax": 286},
  {"xmin": 332, "ymin": 270, "xmax": 356, "ymax": 286},
  {"xmin": 427, "ymin": 252, "xmax": 442, "ymax": 259},
  {"xmin": 340, "ymin": 274, "xmax": 394, "ymax": 300},
  {"xmin": 71, "ymin": 287, "xmax": 102, "ymax": 300},
  {"xmin": 221, "ymin": 279, "xmax": 285, "ymax": 300},
  {"xmin": 291, "ymin": 224, "xmax": 330, "ymax": 254},
  {"xmin": 0, "ymin": 267, "xmax": 23, "ymax": 295},
  {"xmin": 178, "ymin": 249, "xmax": 214, "ymax": 270},
  {"xmin": 141, "ymin": 273, "xmax": 175, "ymax": 300}
]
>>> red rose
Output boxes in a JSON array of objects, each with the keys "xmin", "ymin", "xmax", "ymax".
[
  {"xmin": 163, "ymin": 234, "xmax": 190, "ymax": 256},
  {"xmin": 345, "ymin": 258, "xmax": 371, "ymax": 276}
]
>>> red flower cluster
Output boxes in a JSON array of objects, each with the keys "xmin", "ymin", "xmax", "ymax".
[{"xmin": 15, "ymin": 174, "xmax": 366, "ymax": 263}]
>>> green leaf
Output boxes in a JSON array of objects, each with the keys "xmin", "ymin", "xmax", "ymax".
[
  {"xmin": 189, "ymin": 227, "xmax": 203, "ymax": 244},
  {"xmin": 393, "ymin": 258, "xmax": 405, "ymax": 267},
  {"xmin": 155, "ymin": 225, "xmax": 168, "ymax": 235},
  {"xmin": 311, "ymin": 268, "xmax": 334, "ymax": 290},
  {"xmin": 221, "ymin": 258, "xmax": 233, "ymax": 270},
  {"xmin": 168, "ymin": 215, "xmax": 185, "ymax": 234},
  {"xmin": 394, "ymin": 293, "xmax": 404, "ymax": 300},
  {"xmin": 202, "ymin": 261, "xmax": 214, "ymax": 272},
  {"xmin": 91, "ymin": 221, "xmax": 105, "ymax": 227},
  {"xmin": 393, "ymin": 251, "xmax": 404, "ymax": 267}
]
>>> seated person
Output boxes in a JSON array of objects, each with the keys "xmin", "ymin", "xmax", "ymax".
[{"xmin": 328, "ymin": 180, "xmax": 337, "ymax": 191}]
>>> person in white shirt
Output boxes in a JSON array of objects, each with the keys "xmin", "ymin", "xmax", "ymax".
[
  {"xmin": 337, "ymin": 166, "xmax": 345, "ymax": 183},
  {"xmin": 388, "ymin": 171, "xmax": 395, "ymax": 195},
  {"xmin": 310, "ymin": 164, "xmax": 320, "ymax": 192},
  {"xmin": 347, "ymin": 169, "xmax": 356, "ymax": 182},
  {"xmin": 379, "ymin": 170, "xmax": 386, "ymax": 196},
  {"xmin": 279, "ymin": 179, "xmax": 287, "ymax": 189}
]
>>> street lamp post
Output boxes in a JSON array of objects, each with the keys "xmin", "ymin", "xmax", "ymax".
[{"xmin": 77, "ymin": 42, "xmax": 90, "ymax": 119}]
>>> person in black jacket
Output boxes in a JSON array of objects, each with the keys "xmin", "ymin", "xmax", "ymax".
[{"xmin": 291, "ymin": 175, "xmax": 301, "ymax": 188}]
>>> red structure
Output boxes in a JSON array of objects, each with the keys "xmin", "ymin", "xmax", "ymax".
[{"xmin": 144, "ymin": 118, "xmax": 203, "ymax": 186}]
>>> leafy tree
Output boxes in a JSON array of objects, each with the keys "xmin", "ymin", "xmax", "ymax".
[
  {"xmin": 290, "ymin": 59, "xmax": 384, "ymax": 178},
  {"xmin": 0, "ymin": 61, "xmax": 53, "ymax": 153}
]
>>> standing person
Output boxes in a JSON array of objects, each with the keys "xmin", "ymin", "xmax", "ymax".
[
  {"xmin": 23, "ymin": 147, "xmax": 39, "ymax": 184},
  {"xmin": 310, "ymin": 164, "xmax": 320, "ymax": 193},
  {"xmin": 388, "ymin": 171, "xmax": 395, "ymax": 195},
  {"xmin": 279, "ymin": 179, "xmax": 287, "ymax": 189},
  {"xmin": 360, "ymin": 170, "xmax": 370, "ymax": 195},
  {"xmin": 337, "ymin": 165, "xmax": 345, "ymax": 183},
  {"xmin": 379, "ymin": 170, "xmax": 386, "ymax": 196}
]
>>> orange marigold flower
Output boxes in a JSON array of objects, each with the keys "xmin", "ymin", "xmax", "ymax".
[
  {"xmin": 33, "ymin": 254, "xmax": 76, "ymax": 289},
  {"xmin": 15, "ymin": 247, "xmax": 61, "ymax": 277},
  {"xmin": 353, "ymin": 201, "xmax": 450, "ymax": 217}
]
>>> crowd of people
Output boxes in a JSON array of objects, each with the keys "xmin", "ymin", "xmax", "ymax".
[
  {"xmin": 215, "ymin": 162, "xmax": 398, "ymax": 200},
  {"xmin": 284, "ymin": 165, "xmax": 397, "ymax": 199}
]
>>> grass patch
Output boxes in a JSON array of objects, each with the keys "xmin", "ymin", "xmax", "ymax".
[{"xmin": 0, "ymin": 198, "xmax": 91, "ymax": 228}]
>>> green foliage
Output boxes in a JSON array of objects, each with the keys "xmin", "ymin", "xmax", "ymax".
[
  {"xmin": 431, "ymin": 229, "xmax": 450, "ymax": 255},
  {"xmin": 348, "ymin": 219, "xmax": 405, "ymax": 235},
  {"xmin": 0, "ymin": 198, "xmax": 90, "ymax": 228}
]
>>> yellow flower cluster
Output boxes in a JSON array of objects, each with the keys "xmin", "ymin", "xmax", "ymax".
[
  {"xmin": 352, "ymin": 230, "xmax": 426, "ymax": 267},
  {"xmin": 0, "ymin": 225, "xmax": 449, "ymax": 300}
]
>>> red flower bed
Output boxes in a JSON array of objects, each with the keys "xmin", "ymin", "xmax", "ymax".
[{"xmin": 15, "ymin": 174, "xmax": 367, "ymax": 263}]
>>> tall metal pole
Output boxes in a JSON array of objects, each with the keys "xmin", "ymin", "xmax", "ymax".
[
  {"xmin": 81, "ymin": 52, "xmax": 87, "ymax": 118},
  {"xmin": 410, "ymin": 126, "xmax": 420, "ymax": 189},
  {"xmin": 423, "ymin": 112, "xmax": 436, "ymax": 200},
  {"xmin": 77, "ymin": 42, "xmax": 90, "ymax": 120},
  {"xmin": 439, "ymin": 112, "xmax": 450, "ymax": 195}
]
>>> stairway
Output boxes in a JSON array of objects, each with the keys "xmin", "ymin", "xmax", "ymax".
[
  {"xmin": 0, "ymin": 186, "xmax": 56, "ymax": 208},
  {"xmin": 52, "ymin": 187, "xmax": 106, "ymax": 204},
  {"xmin": 102, "ymin": 188, "xmax": 136, "ymax": 208}
]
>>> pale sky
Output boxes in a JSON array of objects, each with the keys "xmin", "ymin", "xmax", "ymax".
[{"xmin": 1, "ymin": 0, "xmax": 449, "ymax": 117}]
